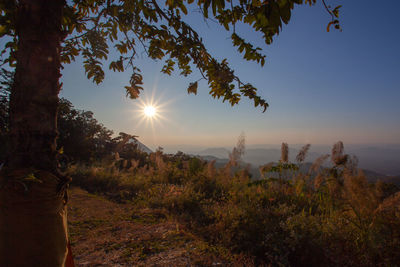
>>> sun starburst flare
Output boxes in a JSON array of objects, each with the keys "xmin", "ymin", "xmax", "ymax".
[
  {"xmin": 126, "ymin": 81, "xmax": 184, "ymax": 146},
  {"xmin": 135, "ymin": 100, "xmax": 164, "ymax": 129},
  {"xmin": 143, "ymin": 105, "xmax": 156, "ymax": 118},
  {"xmin": 130, "ymin": 86, "xmax": 175, "ymax": 132}
]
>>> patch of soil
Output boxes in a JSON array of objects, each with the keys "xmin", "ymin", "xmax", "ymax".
[{"xmin": 68, "ymin": 187, "xmax": 233, "ymax": 266}]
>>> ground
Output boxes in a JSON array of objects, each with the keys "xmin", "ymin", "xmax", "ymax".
[{"xmin": 68, "ymin": 187, "xmax": 246, "ymax": 267}]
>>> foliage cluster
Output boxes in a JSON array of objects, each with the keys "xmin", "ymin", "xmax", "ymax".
[
  {"xmin": 70, "ymin": 141, "xmax": 400, "ymax": 266},
  {"xmin": 0, "ymin": 92, "xmax": 147, "ymax": 165},
  {"xmin": 57, "ymin": 98, "xmax": 115, "ymax": 163},
  {"xmin": 1, "ymin": 0, "xmax": 341, "ymax": 112}
]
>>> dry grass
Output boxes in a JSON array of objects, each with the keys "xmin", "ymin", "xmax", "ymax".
[
  {"xmin": 68, "ymin": 187, "xmax": 247, "ymax": 266},
  {"xmin": 68, "ymin": 141, "xmax": 400, "ymax": 266}
]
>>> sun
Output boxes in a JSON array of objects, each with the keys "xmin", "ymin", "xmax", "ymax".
[
  {"xmin": 143, "ymin": 105, "xmax": 156, "ymax": 117},
  {"xmin": 129, "ymin": 84, "xmax": 178, "ymax": 134}
]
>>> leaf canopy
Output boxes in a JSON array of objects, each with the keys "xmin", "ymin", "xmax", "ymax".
[{"xmin": 0, "ymin": 0, "xmax": 341, "ymax": 112}]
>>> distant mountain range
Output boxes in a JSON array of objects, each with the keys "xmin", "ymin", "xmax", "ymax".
[
  {"xmin": 193, "ymin": 146, "xmax": 400, "ymax": 185},
  {"xmin": 149, "ymin": 143, "xmax": 400, "ymax": 184},
  {"xmin": 128, "ymin": 138, "xmax": 153, "ymax": 154},
  {"xmin": 196, "ymin": 147, "xmax": 321, "ymax": 165}
]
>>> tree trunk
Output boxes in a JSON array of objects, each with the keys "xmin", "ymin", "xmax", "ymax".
[
  {"xmin": 8, "ymin": 1, "xmax": 62, "ymax": 170},
  {"xmin": 0, "ymin": 0, "xmax": 70, "ymax": 266}
]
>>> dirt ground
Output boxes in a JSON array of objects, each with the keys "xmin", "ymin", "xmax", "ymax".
[{"xmin": 67, "ymin": 187, "xmax": 235, "ymax": 267}]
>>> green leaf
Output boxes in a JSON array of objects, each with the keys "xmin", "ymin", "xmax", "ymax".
[{"xmin": 23, "ymin": 173, "xmax": 43, "ymax": 184}]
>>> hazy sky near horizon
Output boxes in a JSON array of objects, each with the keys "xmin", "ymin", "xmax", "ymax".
[{"xmin": 60, "ymin": 0, "xmax": 400, "ymax": 150}]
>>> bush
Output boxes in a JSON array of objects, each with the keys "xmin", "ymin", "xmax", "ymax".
[{"xmin": 68, "ymin": 144, "xmax": 400, "ymax": 266}]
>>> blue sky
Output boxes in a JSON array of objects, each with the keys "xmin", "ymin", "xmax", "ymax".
[{"xmin": 60, "ymin": 0, "xmax": 400, "ymax": 150}]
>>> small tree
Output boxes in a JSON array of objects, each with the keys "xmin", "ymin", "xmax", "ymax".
[{"xmin": 0, "ymin": 0, "xmax": 341, "ymax": 266}]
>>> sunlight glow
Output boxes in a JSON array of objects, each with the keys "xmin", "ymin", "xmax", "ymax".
[
  {"xmin": 126, "ymin": 80, "xmax": 183, "ymax": 147},
  {"xmin": 130, "ymin": 85, "xmax": 172, "ymax": 130},
  {"xmin": 143, "ymin": 105, "xmax": 156, "ymax": 117}
]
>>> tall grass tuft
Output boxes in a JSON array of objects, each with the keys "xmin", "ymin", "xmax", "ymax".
[
  {"xmin": 280, "ymin": 142, "xmax": 289, "ymax": 163},
  {"xmin": 296, "ymin": 144, "xmax": 311, "ymax": 163},
  {"xmin": 229, "ymin": 132, "xmax": 245, "ymax": 167}
]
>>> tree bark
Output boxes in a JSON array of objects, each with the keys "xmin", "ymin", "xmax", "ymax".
[
  {"xmin": 0, "ymin": 0, "xmax": 70, "ymax": 266},
  {"xmin": 8, "ymin": 0, "xmax": 63, "ymax": 170}
]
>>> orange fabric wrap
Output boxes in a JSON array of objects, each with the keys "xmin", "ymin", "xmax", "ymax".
[{"xmin": 0, "ymin": 170, "xmax": 69, "ymax": 267}]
